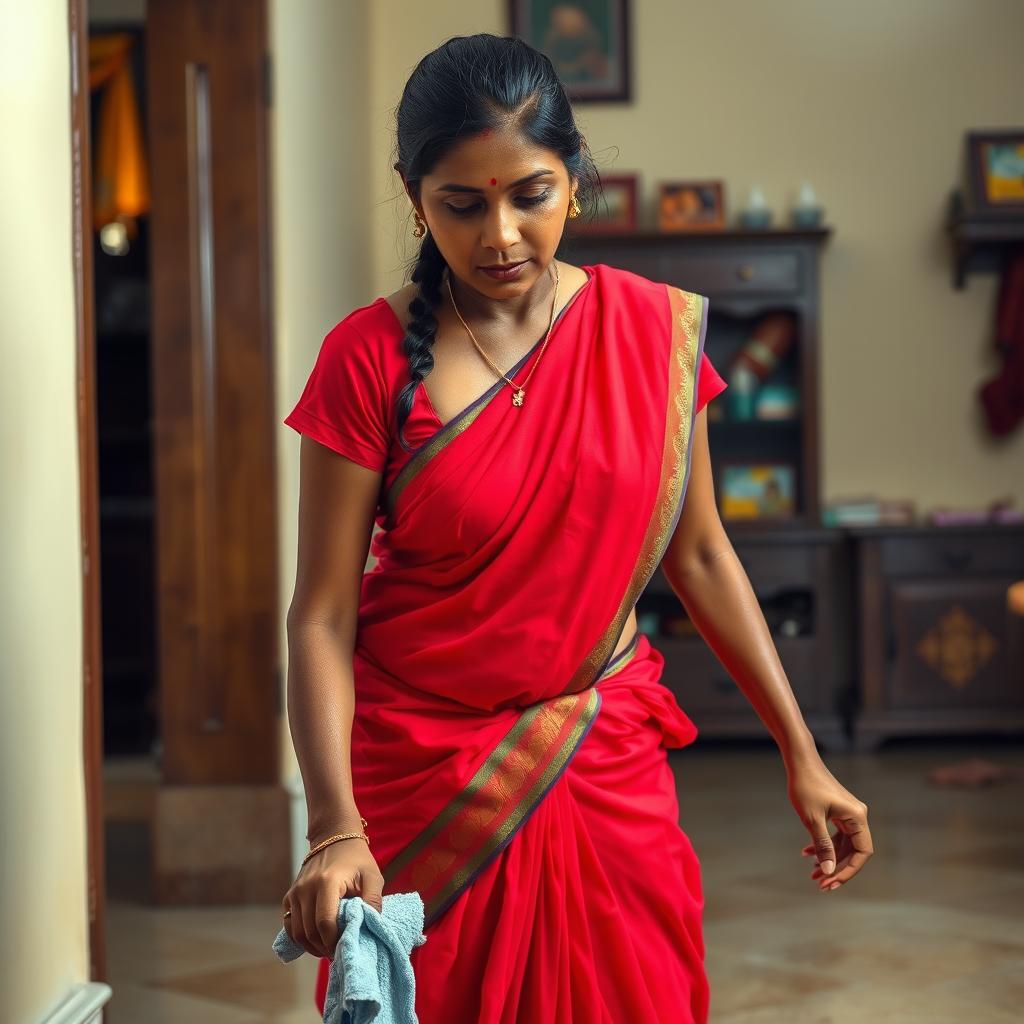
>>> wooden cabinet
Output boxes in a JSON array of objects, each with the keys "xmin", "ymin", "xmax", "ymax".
[{"xmin": 852, "ymin": 525, "xmax": 1024, "ymax": 749}]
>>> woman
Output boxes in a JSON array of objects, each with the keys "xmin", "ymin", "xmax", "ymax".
[{"xmin": 281, "ymin": 34, "xmax": 873, "ymax": 1024}]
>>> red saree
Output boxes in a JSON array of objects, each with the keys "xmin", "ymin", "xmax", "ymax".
[{"xmin": 284, "ymin": 263, "xmax": 722, "ymax": 1023}]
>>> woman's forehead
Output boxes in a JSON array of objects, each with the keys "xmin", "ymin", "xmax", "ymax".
[{"xmin": 428, "ymin": 132, "xmax": 561, "ymax": 184}]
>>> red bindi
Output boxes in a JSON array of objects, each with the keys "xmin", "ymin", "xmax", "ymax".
[{"xmin": 490, "ymin": 178, "xmax": 497, "ymax": 186}]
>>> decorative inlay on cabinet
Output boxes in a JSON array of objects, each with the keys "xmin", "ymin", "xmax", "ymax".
[
  {"xmin": 891, "ymin": 580, "xmax": 1012, "ymax": 706},
  {"xmin": 915, "ymin": 603, "xmax": 999, "ymax": 691}
]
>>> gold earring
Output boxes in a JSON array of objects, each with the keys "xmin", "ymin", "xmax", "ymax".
[
  {"xmin": 568, "ymin": 194, "xmax": 580, "ymax": 219},
  {"xmin": 412, "ymin": 212, "xmax": 426, "ymax": 238}
]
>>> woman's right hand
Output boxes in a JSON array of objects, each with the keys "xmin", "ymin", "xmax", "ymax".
[{"xmin": 281, "ymin": 837, "xmax": 386, "ymax": 959}]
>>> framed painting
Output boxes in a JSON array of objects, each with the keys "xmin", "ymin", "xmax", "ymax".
[
  {"xmin": 568, "ymin": 173, "xmax": 638, "ymax": 234},
  {"xmin": 657, "ymin": 180, "xmax": 726, "ymax": 232},
  {"xmin": 718, "ymin": 462, "xmax": 797, "ymax": 521},
  {"xmin": 965, "ymin": 129, "xmax": 1024, "ymax": 219},
  {"xmin": 508, "ymin": 0, "xmax": 632, "ymax": 103}
]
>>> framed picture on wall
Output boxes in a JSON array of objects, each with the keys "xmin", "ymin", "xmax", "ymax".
[
  {"xmin": 568, "ymin": 173, "xmax": 638, "ymax": 234},
  {"xmin": 718, "ymin": 462, "xmax": 797, "ymax": 521},
  {"xmin": 508, "ymin": 0, "xmax": 632, "ymax": 103},
  {"xmin": 657, "ymin": 180, "xmax": 726, "ymax": 232},
  {"xmin": 965, "ymin": 129, "xmax": 1024, "ymax": 219}
]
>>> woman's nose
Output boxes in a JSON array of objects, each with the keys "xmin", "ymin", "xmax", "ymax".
[{"xmin": 480, "ymin": 202, "xmax": 521, "ymax": 251}]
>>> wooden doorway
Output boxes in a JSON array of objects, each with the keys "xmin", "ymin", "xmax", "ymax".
[{"xmin": 75, "ymin": 0, "xmax": 285, "ymax": 985}]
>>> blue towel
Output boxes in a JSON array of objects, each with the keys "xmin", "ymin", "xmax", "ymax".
[{"xmin": 272, "ymin": 891, "xmax": 427, "ymax": 1024}]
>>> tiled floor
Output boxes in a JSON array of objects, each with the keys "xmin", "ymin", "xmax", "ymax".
[{"xmin": 103, "ymin": 738, "xmax": 1024, "ymax": 1022}]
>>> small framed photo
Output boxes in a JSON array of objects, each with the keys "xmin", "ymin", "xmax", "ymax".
[
  {"xmin": 965, "ymin": 130, "xmax": 1024, "ymax": 218},
  {"xmin": 657, "ymin": 180, "xmax": 726, "ymax": 232},
  {"xmin": 508, "ymin": 0, "xmax": 632, "ymax": 103},
  {"xmin": 569, "ymin": 173, "xmax": 638, "ymax": 234},
  {"xmin": 719, "ymin": 462, "xmax": 797, "ymax": 521}
]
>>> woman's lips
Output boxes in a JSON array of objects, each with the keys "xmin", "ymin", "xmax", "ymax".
[{"xmin": 479, "ymin": 260, "xmax": 528, "ymax": 280}]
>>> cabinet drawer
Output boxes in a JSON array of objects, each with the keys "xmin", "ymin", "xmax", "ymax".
[
  {"xmin": 657, "ymin": 637, "xmax": 749, "ymax": 714},
  {"xmin": 881, "ymin": 534, "xmax": 1024, "ymax": 578},
  {"xmin": 668, "ymin": 250, "xmax": 803, "ymax": 297},
  {"xmin": 654, "ymin": 635, "xmax": 820, "ymax": 714}
]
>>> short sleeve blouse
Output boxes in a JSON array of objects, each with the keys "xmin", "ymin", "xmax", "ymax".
[
  {"xmin": 283, "ymin": 314, "xmax": 392, "ymax": 474},
  {"xmin": 284, "ymin": 289, "xmax": 727, "ymax": 491}
]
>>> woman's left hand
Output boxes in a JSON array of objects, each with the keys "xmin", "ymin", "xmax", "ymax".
[{"xmin": 785, "ymin": 754, "xmax": 874, "ymax": 893}]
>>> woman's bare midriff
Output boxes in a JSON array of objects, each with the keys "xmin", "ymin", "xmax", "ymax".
[{"xmin": 612, "ymin": 609, "xmax": 638, "ymax": 660}]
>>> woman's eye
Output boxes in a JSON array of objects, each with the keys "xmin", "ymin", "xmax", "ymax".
[{"xmin": 445, "ymin": 189, "xmax": 554, "ymax": 217}]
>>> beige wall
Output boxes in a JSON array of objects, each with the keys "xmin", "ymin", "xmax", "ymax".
[
  {"xmin": 0, "ymin": 1, "xmax": 91, "ymax": 1020},
  {"xmin": 270, "ymin": 0, "xmax": 372, "ymax": 785},
  {"xmin": 363, "ymin": 0, "xmax": 1024, "ymax": 511}
]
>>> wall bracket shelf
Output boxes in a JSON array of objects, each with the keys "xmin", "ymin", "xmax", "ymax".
[{"xmin": 947, "ymin": 188, "xmax": 1024, "ymax": 290}]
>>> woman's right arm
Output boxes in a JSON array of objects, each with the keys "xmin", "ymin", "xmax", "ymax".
[{"xmin": 283, "ymin": 434, "xmax": 386, "ymax": 956}]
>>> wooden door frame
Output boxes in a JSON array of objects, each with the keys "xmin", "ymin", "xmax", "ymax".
[
  {"xmin": 69, "ymin": 0, "xmax": 107, "ymax": 984},
  {"xmin": 73, "ymin": 0, "xmax": 287, "ymax": 965}
]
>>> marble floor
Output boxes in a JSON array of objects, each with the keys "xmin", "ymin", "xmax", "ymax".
[{"xmin": 102, "ymin": 738, "xmax": 1024, "ymax": 1023}]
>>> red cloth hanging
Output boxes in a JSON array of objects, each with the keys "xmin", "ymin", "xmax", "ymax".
[
  {"xmin": 978, "ymin": 246, "xmax": 1024, "ymax": 437},
  {"xmin": 89, "ymin": 33, "xmax": 151, "ymax": 236}
]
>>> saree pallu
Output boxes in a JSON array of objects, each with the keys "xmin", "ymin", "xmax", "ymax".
[{"xmin": 316, "ymin": 265, "xmax": 711, "ymax": 1023}]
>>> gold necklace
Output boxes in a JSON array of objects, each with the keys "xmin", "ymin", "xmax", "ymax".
[{"xmin": 445, "ymin": 261, "xmax": 560, "ymax": 408}]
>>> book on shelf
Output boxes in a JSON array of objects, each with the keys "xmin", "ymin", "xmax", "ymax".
[{"xmin": 822, "ymin": 497, "xmax": 916, "ymax": 527}]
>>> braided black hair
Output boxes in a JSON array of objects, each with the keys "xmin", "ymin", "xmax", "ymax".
[{"xmin": 390, "ymin": 33, "xmax": 603, "ymax": 445}]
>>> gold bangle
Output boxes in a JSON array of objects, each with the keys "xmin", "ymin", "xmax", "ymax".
[{"xmin": 302, "ymin": 816, "xmax": 370, "ymax": 867}]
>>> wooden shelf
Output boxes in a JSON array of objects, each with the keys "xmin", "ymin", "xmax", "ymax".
[
  {"xmin": 565, "ymin": 226, "xmax": 833, "ymax": 245},
  {"xmin": 946, "ymin": 188, "xmax": 1024, "ymax": 289},
  {"xmin": 708, "ymin": 417, "xmax": 802, "ymax": 436}
]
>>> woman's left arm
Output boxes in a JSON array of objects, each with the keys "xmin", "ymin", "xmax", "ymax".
[{"xmin": 661, "ymin": 406, "xmax": 874, "ymax": 893}]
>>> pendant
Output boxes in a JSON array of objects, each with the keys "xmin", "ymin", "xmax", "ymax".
[{"xmin": 512, "ymin": 388, "xmax": 525, "ymax": 407}]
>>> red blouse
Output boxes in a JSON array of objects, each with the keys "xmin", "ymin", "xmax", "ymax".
[{"xmin": 284, "ymin": 267, "xmax": 727, "ymax": 494}]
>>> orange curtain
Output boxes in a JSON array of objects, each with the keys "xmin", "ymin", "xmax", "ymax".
[{"xmin": 89, "ymin": 34, "xmax": 150, "ymax": 236}]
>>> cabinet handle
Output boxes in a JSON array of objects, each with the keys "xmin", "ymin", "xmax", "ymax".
[{"xmin": 736, "ymin": 264, "xmax": 756, "ymax": 282}]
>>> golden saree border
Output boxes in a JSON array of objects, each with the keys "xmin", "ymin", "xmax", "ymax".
[
  {"xmin": 380, "ymin": 633, "xmax": 638, "ymax": 928},
  {"xmin": 383, "ymin": 386, "xmax": 496, "ymax": 523},
  {"xmin": 602, "ymin": 627, "xmax": 641, "ymax": 676},
  {"xmin": 560, "ymin": 285, "xmax": 707, "ymax": 696},
  {"xmin": 382, "ymin": 687, "xmax": 601, "ymax": 928}
]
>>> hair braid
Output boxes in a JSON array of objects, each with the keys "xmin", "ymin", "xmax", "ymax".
[{"xmin": 394, "ymin": 231, "xmax": 447, "ymax": 447}]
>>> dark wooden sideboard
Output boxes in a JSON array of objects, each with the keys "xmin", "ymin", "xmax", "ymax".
[
  {"xmin": 639, "ymin": 522, "xmax": 1024, "ymax": 751},
  {"xmin": 850, "ymin": 524, "xmax": 1024, "ymax": 750}
]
